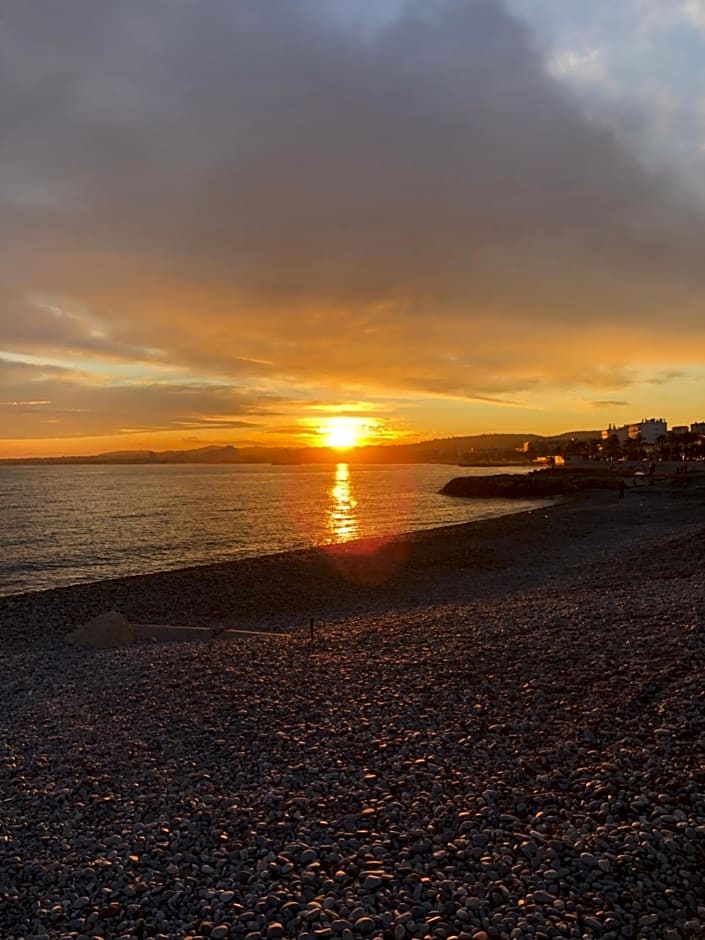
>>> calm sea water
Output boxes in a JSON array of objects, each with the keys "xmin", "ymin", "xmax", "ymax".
[{"xmin": 0, "ymin": 463, "xmax": 542, "ymax": 596}]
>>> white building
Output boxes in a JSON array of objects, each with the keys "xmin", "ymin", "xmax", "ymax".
[
  {"xmin": 601, "ymin": 423, "xmax": 629, "ymax": 444},
  {"xmin": 628, "ymin": 418, "xmax": 667, "ymax": 444},
  {"xmin": 602, "ymin": 418, "xmax": 667, "ymax": 446}
]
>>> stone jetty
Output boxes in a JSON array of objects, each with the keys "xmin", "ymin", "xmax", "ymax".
[
  {"xmin": 440, "ymin": 468, "xmax": 623, "ymax": 499},
  {"xmin": 440, "ymin": 465, "xmax": 705, "ymax": 499}
]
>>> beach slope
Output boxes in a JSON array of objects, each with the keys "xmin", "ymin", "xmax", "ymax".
[{"xmin": 1, "ymin": 480, "xmax": 705, "ymax": 938}]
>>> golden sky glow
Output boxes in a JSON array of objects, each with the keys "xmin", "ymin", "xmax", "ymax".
[
  {"xmin": 2, "ymin": 1, "xmax": 705, "ymax": 458},
  {"xmin": 320, "ymin": 417, "xmax": 367, "ymax": 450}
]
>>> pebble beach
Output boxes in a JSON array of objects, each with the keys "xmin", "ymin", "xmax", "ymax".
[{"xmin": 2, "ymin": 477, "xmax": 705, "ymax": 940}]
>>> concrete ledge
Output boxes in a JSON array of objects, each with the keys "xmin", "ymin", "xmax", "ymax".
[{"xmin": 134, "ymin": 623, "xmax": 292, "ymax": 643}]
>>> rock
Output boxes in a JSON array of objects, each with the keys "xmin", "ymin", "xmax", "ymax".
[
  {"xmin": 439, "ymin": 469, "xmax": 622, "ymax": 499},
  {"xmin": 354, "ymin": 916, "xmax": 376, "ymax": 935},
  {"xmin": 65, "ymin": 611, "xmax": 136, "ymax": 648}
]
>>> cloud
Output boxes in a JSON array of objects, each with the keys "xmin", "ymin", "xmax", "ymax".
[
  {"xmin": 589, "ymin": 399, "xmax": 630, "ymax": 409},
  {"xmin": 683, "ymin": 0, "xmax": 705, "ymax": 30},
  {"xmin": 548, "ymin": 47, "xmax": 614, "ymax": 89},
  {"xmin": 511, "ymin": 0, "xmax": 705, "ymax": 195},
  {"xmin": 0, "ymin": 284, "xmax": 165, "ymax": 362},
  {"xmin": 1, "ymin": 0, "xmax": 705, "ymax": 422},
  {"xmin": 0, "ymin": 361, "xmax": 288, "ymax": 439},
  {"xmin": 645, "ymin": 370, "xmax": 686, "ymax": 385},
  {"xmin": 0, "ymin": 354, "xmax": 71, "ymax": 382}
]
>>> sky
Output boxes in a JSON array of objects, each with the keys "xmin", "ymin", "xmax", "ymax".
[{"xmin": 2, "ymin": 0, "xmax": 705, "ymax": 457}]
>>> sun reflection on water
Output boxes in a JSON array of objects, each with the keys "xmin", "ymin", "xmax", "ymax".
[{"xmin": 327, "ymin": 462, "xmax": 358, "ymax": 542}]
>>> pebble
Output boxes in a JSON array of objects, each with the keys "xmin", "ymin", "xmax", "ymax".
[{"xmin": 1, "ymin": 492, "xmax": 705, "ymax": 939}]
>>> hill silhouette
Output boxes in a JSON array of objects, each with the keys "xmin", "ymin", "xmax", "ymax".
[{"xmin": 1, "ymin": 432, "xmax": 600, "ymax": 466}]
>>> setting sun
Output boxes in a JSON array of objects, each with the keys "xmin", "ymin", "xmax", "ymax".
[{"xmin": 321, "ymin": 417, "xmax": 365, "ymax": 450}]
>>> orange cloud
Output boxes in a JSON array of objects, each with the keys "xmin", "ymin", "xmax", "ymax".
[{"xmin": 2, "ymin": 1, "xmax": 705, "ymax": 456}]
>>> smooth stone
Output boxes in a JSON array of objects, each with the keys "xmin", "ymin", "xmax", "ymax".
[
  {"xmin": 354, "ymin": 916, "xmax": 376, "ymax": 935},
  {"xmin": 65, "ymin": 611, "xmax": 136, "ymax": 648}
]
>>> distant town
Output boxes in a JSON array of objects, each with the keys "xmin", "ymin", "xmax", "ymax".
[{"xmin": 523, "ymin": 418, "xmax": 705, "ymax": 465}]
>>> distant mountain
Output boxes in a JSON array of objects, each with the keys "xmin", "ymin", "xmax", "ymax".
[
  {"xmin": 0, "ymin": 432, "xmax": 601, "ymax": 466},
  {"xmin": 3, "ymin": 445, "xmax": 241, "ymax": 465},
  {"xmin": 548, "ymin": 430, "xmax": 601, "ymax": 442}
]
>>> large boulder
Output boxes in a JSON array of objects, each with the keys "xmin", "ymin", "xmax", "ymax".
[{"xmin": 65, "ymin": 610, "xmax": 136, "ymax": 648}]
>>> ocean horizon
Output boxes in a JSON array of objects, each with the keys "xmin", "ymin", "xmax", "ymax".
[{"xmin": 0, "ymin": 462, "xmax": 543, "ymax": 597}]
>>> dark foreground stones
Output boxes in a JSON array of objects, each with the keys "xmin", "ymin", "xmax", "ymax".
[{"xmin": 2, "ymin": 490, "xmax": 705, "ymax": 939}]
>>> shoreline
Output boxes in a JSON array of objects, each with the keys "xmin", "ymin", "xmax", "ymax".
[
  {"xmin": 0, "ymin": 462, "xmax": 540, "ymax": 602},
  {"xmin": 2, "ymin": 498, "xmax": 554, "ymax": 643},
  {"xmin": 0, "ymin": 494, "xmax": 550, "ymax": 605},
  {"xmin": 2, "ymin": 478, "xmax": 704, "ymax": 646}
]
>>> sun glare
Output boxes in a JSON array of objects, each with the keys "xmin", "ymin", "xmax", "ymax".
[{"xmin": 321, "ymin": 417, "xmax": 364, "ymax": 450}]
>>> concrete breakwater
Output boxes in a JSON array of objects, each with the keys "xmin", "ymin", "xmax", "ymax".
[{"xmin": 1, "ymin": 487, "xmax": 705, "ymax": 939}]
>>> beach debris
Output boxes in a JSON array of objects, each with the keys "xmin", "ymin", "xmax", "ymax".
[{"xmin": 65, "ymin": 610, "xmax": 136, "ymax": 648}]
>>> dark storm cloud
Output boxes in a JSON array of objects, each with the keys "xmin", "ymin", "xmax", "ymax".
[{"xmin": 2, "ymin": 0, "xmax": 704, "ymax": 404}]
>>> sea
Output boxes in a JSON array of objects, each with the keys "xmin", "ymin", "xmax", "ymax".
[{"xmin": 0, "ymin": 462, "xmax": 543, "ymax": 597}]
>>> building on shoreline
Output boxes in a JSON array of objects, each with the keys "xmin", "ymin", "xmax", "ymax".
[
  {"xmin": 527, "ymin": 418, "xmax": 705, "ymax": 465},
  {"xmin": 596, "ymin": 417, "xmax": 705, "ymax": 463},
  {"xmin": 601, "ymin": 418, "xmax": 667, "ymax": 445}
]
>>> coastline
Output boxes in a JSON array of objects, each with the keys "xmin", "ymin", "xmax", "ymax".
[
  {"xmin": 1, "ymin": 476, "xmax": 704, "ymax": 645},
  {"xmin": 2, "ymin": 480, "xmax": 705, "ymax": 937},
  {"xmin": 0, "ymin": 461, "xmax": 539, "ymax": 600}
]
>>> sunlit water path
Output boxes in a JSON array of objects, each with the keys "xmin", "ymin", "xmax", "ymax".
[{"xmin": 0, "ymin": 463, "xmax": 543, "ymax": 596}]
